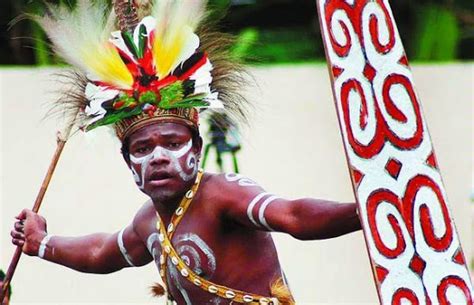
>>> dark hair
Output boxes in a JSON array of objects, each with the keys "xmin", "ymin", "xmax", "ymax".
[
  {"xmin": 0, "ymin": 269, "xmax": 12, "ymax": 298},
  {"xmin": 120, "ymin": 126, "xmax": 201, "ymax": 163}
]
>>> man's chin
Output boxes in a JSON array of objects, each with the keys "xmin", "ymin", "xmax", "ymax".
[{"xmin": 146, "ymin": 187, "xmax": 182, "ymax": 204}]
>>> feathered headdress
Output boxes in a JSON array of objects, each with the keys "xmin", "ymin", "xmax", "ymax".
[{"xmin": 37, "ymin": 0, "xmax": 249, "ymax": 140}]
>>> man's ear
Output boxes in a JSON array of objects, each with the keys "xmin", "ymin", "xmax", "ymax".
[{"xmin": 123, "ymin": 154, "xmax": 131, "ymax": 169}]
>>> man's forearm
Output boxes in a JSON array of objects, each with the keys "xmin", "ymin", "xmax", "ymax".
[
  {"xmin": 290, "ymin": 200, "xmax": 361, "ymax": 240},
  {"xmin": 40, "ymin": 233, "xmax": 122, "ymax": 274}
]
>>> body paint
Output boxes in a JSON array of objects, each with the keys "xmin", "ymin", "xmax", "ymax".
[
  {"xmin": 224, "ymin": 173, "xmax": 258, "ymax": 187},
  {"xmin": 168, "ymin": 264, "xmax": 193, "ymax": 305},
  {"xmin": 130, "ymin": 139, "xmax": 196, "ymax": 189},
  {"xmin": 146, "ymin": 232, "xmax": 160, "ymax": 259},
  {"xmin": 117, "ymin": 228, "xmax": 136, "ymax": 267},
  {"xmin": 246, "ymin": 192, "xmax": 279, "ymax": 231},
  {"xmin": 175, "ymin": 233, "xmax": 217, "ymax": 274},
  {"xmin": 166, "ymin": 233, "xmax": 217, "ymax": 304},
  {"xmin": 246, "ymin": 192, "xmax": 270, "ymax": 228},
  {"xmin": 258, "ymin": 195, "xmax": 279, "ymax": 231}
]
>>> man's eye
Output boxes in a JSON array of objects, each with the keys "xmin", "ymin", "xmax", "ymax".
[
  {"xmin": 169, "ymin": 142, "xmax": 181, "ymax": 149},
  {"xmin": 136, "ymin": 147, "xmax": 151, "ymax": 154}
]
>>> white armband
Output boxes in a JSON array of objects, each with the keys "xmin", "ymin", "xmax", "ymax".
[
  {"xmin": 38, "ymin": 235, "xmax": 53, "ymax": 259},
  {"xmin": 118, "ymin": 228, "xmax": 136, "ymax": 267}
]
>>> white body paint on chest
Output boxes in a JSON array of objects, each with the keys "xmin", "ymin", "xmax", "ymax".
[
  {"xmin": 147, "ymin": 232, "xmax": 217, "ymax": 305},
  {"xmin": 130, "ymin": 140, "xmax": 197, "ymax": 189},
  {"xmin": 174, "ymin": 233, "xmax": 217, "ymax": 274}
]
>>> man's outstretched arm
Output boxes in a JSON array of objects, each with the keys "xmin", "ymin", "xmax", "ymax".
[
  {"xmin": 220, "ymin": 175, "xmax": 361, "ymax": 240},
  {"xmin": 262, "ymin": 198, "xmax": 360, "ymax": 240},
  {"xmin": 11, "ymin": 209, "xmax": 152, "ymax": 274}
]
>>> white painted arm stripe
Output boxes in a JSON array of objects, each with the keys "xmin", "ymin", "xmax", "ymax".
[
  {"xmin": 38, "ymin": 235, "xmax": 54, "ymax": 259},
  {"xmin": 118, "ymin": 228, "xmax": 136, "ymax": 267},
  {"xmin": 246, "ymin": 192, "xmax": 269, "ymax": 227},
  {"xmin": 258, "ymin": 195, "xmax": 280, "ymax": 231}
]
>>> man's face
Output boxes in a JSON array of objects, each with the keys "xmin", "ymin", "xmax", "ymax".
[{"xmin": 126, "ymin": 122, "xmax": 201, "ymax": 203}]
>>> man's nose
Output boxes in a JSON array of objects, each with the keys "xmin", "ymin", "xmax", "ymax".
[{"xmin": 149, "ymin": 147, "xmax": 171, "ymax": 165}]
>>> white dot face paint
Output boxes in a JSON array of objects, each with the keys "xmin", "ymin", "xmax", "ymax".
[{"xmin": 129, "ymin": 139, "xmax": 197, "ymax": 190}]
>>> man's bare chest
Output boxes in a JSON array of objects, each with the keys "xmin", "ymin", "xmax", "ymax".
[
  {"xmin": 140, "ymin": 208, "xmax": 220, "ymax": 276},
  {"xmin": 141, "ymin": 215, "xmax": 226, "ymax": 303}
]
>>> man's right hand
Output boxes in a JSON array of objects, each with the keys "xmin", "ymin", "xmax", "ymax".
[{"xmin": 10, "ymin": 209, "xmax": 47, "ymax": 256}]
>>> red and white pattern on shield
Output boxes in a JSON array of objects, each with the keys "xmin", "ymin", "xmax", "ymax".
[{"xmin": 316, "ymin": 0, "xmax": 473, "ymax": 304}]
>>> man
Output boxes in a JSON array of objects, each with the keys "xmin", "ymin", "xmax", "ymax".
[
  {"xmin": 10, "ymin": 1, "xmax": 361, "ymax": 304},
  {"xmin": 0, "ymin": 270, "xmax": 11, "ymax": 305}
]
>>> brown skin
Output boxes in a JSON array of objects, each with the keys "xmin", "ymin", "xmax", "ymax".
[{"xmin": 11, "ymin": 122, "xmax": 361, "ymax": 304}]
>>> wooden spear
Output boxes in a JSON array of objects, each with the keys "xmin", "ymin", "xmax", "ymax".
[{"xmin": 0, "ymin": 116, "xmax": 77, "ymax": 303}]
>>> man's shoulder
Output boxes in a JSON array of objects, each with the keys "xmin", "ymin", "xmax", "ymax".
[
  {"xmin": 132, "ymin": 200, "xmax": 154, "ymax": 228},
  {"xmin": 203, "ymin": 171, "xmax": 260, "ymax": 189},
  {"xmin": 201, "ymin": 172, "xmax": 264, "ymax": 204}
]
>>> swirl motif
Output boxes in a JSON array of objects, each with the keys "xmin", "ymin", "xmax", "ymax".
[
  {"xmin": 402, "ymin": 175, "xmax": 453, "ymax": 252},
  {"xmin": 174, "ymin": 233, "xmax": 217, "ymax": 277},
  {"xmin": 392, "ymin": 288, "xmax": 420, "ymax": 305},
  {"xmin": 437, "ymin": 276, "xmax": 473, "ymax": 304},
  {"xmin": 366, "ymin": 189, "xmax": 406, "ymax": 258}
]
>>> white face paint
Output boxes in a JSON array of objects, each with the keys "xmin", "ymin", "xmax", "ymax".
[{"xmin": 129, "ymin": 139, "xmax": 197, "ymax": 190}]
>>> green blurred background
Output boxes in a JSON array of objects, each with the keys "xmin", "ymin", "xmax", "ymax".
[{"xmin": 1, "ymin": 0, "xmax": 473, "ymax": 65}]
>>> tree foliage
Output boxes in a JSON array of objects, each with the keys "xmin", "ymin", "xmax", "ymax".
[{"xmin": 0, "ymin": 0, "xmax": 472, "ymax": 65}]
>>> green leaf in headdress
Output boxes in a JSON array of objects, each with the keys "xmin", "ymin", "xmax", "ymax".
[
  {"xmin": 122, "ymin": 31, "xmax": 139, "ymax": 58},
  {"xmin": 158, "ymin": 82, "xmax": 185, "ymax": 109},
  {"xmin": 137, "ymin": 24, "xmax": 147, "ymax": 59},
  {"xmin": 169, "ymin": 94, "xmax": 209, "ymax": 108},
  {"xmin": 139, "ymin": 91, "xmax": 158, "ymax": 104},
  {"xmin": 113, "ymin": 93, "xmax": 136, "ymax": 110},
  {"xmin": 121, "ymin": 24, "xmax": 147, "ymax": 59},
  {"xmin": 86, "ymin": 106, "xmax": 143, "ymax": 131}
]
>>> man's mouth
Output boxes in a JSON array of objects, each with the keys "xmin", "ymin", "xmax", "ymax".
[{"xmin": 147, "ymin": 171, "xmax": 173, "ymax": 186}]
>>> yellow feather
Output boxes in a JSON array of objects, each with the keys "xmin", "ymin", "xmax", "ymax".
[
  {"xmin": 152, "ymin": 0, "xmax": 206, "ymax": 79},
  {"xmin": 80, "ymin": 42, "xmax": 133, "ymax": 89},
  {"xmin": 37, "ymin": 0, "xmax": 133, "ymax": 89},
  {"xmin": 153, "ymin": 28, "xmax": 187, "ymax": 79}
]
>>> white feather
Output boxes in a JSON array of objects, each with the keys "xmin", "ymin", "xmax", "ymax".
[{"xmin": 38, "ymin": 0, "xmax": 115, "ymax": 72}]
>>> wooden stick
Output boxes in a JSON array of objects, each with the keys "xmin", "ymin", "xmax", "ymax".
[{"xmin": 0, "ymin": 121, "xmax": 75, "ymax": 303}]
